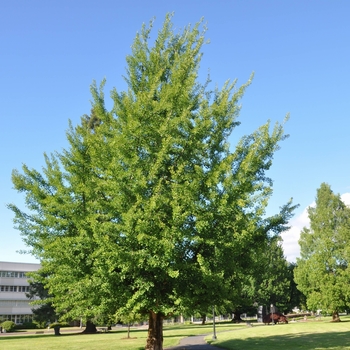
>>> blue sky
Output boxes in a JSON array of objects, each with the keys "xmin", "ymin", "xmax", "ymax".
[{"xmin": 1, "ymin": 0, "xmax": 350, "ymax": 264}]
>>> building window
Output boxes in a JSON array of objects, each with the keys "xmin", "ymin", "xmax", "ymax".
[
  {"xmin": 0, "ymin": 286, "xmax": 29, "ymax": 292},
  {"xmin": 0, "ymin": 271, "xmax": 27, "ymax": 278},
  {"xmin": 0, "ymin": 300, "xmax": 30, "ymax": 307},
  {"xmin": 0, "ymin": 314, "xmax": 33, "ymax": 324}
]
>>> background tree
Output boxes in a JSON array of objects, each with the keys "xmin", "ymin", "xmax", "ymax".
[
  {"xmin": 294, "ymin": 183, "xmax": 350, "ymax": 321},
  {"xmin": 115, "ymin": 309, "xmax": 144, "ymax": 338},
  {"xmin": 254, "ymin": 236, "xmax": 292, "ymax": 313},
  {"xmin": 9, "ymin": 15, "xmax": 296, "ymax": 350},
  {"xmin": 228, "ymin": 234, "xmax": 294, "ymax": 321},
  {"xmin": 286, "ymin": 263, "xmax": 306, "ymax": 312},
  {"xmin": 26, "ymin": 273, "xmax": 57, "ymax": 327}
]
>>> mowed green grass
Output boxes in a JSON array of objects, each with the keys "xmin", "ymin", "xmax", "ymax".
[
  {"xmin": 207, "ymin": 316, "xmax": 350, "ymax": 350},
  {"xmin": 0, "ymin": 330, "xmax": 148, "ymax": 350},
  {"xmin": 2, "ymin": 317, "xmax": 350, "ymax": 350},
  {"xmin": 0, "ymin": 323, "xmax": 244, "ymax": 350}
]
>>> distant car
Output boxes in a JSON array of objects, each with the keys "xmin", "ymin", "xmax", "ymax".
[{"xmin": 263, "ymin": 312, "xmax": 288, "ymax": 325}]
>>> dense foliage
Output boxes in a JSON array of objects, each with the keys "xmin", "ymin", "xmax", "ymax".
[
  {"xmin": 1, "ymin": 321, "xmax": 16, "ymax": 332},
  {"xmin": 294, "ymin": 183, "xmax": 350, "ymax": 321}
]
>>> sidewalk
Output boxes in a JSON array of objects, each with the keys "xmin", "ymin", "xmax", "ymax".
[{"xmin": 165, "ymin": 333, "xmax": 223, "ymax": 350}]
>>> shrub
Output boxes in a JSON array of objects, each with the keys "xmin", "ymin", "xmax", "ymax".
[
  {"xmin": 15, "ymin": 322, "xmax": 38, "ymax": 329},
  {"xmin": 1, "ymin": 321, "xmax": 16, "ymax": 332},
  {"xmin": 34, "ymin": 321, "xmax": 48, "ymax": 329}
]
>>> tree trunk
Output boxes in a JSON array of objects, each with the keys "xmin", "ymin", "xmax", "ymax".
[
  {"xmin": 82, "ymin": 320, "xmax": 97, "ymax": 333},
  {"xmin": 332, "ymin": 311, "xmax": 341, "ymax": 322},
  {"xmin": 145, "ymin": 310, "xmax": 163, "ymax": 350},
  {"xmin": 53, "ymin": 326, "xmax": 61, "ymax": 335},
  {"xmin": 232, "ymin": 310, "xmax": 243, "ymax": 323},
  {"xmin": 201, "ymin": 314, "xmax": 206, "ymax": 325}
]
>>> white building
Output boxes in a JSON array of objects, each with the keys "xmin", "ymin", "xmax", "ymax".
[{"xmin": 0, "ymin": 261, "xmax": 41, "ymax": 324}]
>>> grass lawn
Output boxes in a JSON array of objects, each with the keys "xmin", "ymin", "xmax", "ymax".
[
  {"xmin": 207, "ymin": 316, "xmax": 350, "ymax": 350},
  {"xmin": 0, "ymin": 322, "xmax": 244, "ymax": 350},
  {"xmin": 2, "ymin": 317, "xmax": 350, "ymax": 349}
]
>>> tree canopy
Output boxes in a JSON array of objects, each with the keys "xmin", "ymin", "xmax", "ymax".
[
  {"xmin": 294, "ymin": 183, "xmax": 350, "ymax": 321},
  {"xmin": 9, "ymin": 15, "xmax": 296, "ymax": 350}
]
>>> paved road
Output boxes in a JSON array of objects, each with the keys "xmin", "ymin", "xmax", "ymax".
[{"xmin": 165, "ymin": 333, "xmax": 223, "ymax": 350}]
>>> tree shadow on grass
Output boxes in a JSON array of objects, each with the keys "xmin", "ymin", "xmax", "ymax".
[
  {"xmin": 0, "ymin": 328, "xmax": 149, "ymax": 341},
  {"xmin": 215, "ymin": 330, "xmax": 350, "ymax": 350}
]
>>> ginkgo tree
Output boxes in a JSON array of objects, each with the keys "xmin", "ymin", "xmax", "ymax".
[{"xmin": 9, "ymin": 15, "xmax": 296, "ymax": 350}]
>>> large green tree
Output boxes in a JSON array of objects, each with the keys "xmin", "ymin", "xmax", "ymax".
[
  {"xmin": 9, "ymin": 15, "xmax": 296, "ymax": 349},
  {"xmin": 294, "ymin": 183, "xmax": 350, "ymax": 321}
]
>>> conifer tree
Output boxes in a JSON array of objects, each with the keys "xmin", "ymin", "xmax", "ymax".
[{"xmin": 294, "ymin": 183, "xmax": 350, "ymax": 321}]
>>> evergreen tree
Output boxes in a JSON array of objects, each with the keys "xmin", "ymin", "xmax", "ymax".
[
  {"xmin": 229, "ymin": 235, "xmax": 294, "ymax": 320},
  {"xmin": 294, "ymin": 183, "xmax": 350, "ymax": 321},
  {"xmin": 286, "ymin": 263, "xmax": 306, "ymax": 312},
  {"xmin": 255, "ymin": 237, "xmax": 291, "ymax": 313},
  {"xmin": 26, "ymin": 274, "xmax": 57, "ymax": 326}
]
